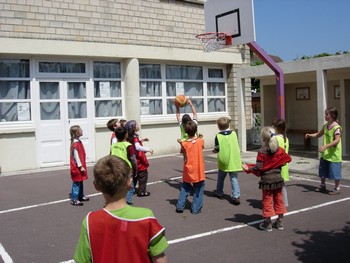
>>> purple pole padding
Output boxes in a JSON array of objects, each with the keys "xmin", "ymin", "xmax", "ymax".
[{"xmin": 247, "ymin": 41, "xmax": 285, "ymax": 119}]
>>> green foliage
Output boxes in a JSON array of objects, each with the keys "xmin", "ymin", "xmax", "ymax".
[
  {"xmin": 298, "ymin": 51, "xmax": 349, "ymax": 60},
  {"xmin": 251, "ymin": 60, "xmax": 264, "ymax": 66},
  {"xmin": 251, "ymin": 78, "xmax": 260, "ymax": 93}
]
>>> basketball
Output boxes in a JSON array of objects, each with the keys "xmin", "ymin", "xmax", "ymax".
[{"xmin": 174, "ymin": 94, "xmax": 187, "ymax": 108}]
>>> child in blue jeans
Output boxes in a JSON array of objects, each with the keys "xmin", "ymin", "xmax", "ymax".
[{"xmin": 213, "ymin": 117, "xmax": 242, "ymax": 205}]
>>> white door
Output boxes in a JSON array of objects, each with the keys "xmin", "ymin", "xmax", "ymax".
[{"xmin": 36, "ymin": 80, "xmax": 93, "ymax": 167}]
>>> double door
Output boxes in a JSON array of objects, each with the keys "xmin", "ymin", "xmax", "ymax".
[{"xmin": 36, "ymin": 80, "xmax": 93, "ymax": 167}]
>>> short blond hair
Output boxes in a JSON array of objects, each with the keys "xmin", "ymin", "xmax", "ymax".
[{"xmin": 217, "ymin": 117, "xmax": 230, "ymax": 131}]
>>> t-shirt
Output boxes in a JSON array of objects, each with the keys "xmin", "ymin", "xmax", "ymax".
[{"xmin": 74, "ymin": 205, "xmax": 168, "ymax": 263}]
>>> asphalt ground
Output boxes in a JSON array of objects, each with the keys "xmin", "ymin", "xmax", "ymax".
[{"xmin": 0, "ymin": 150, "xmax": 350, "ymax": 263}]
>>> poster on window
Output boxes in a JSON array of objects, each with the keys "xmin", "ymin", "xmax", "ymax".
[
  {"xmin": 99, "ymin": 82, "xmax": 111, "ymax": 98},
  {"xmin": 17, "ymin": 102, "xmax": 30, "ymax": 121},
  {"xmin": 140, "ymin": 100, "xmax": 150, "ymax": 115},
  {"xmin": 176, "ymin": 82, "xmax": 184, "ymax": 95}
]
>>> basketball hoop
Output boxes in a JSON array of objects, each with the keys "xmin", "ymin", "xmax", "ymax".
[{"xmin": 196, "ymin": 32, "xmax": 232, "ymax": 52}]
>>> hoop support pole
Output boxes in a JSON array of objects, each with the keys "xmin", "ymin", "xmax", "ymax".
[{"xmin": 247, "ymin": 41, "xmax": 285, "ymax": 120}]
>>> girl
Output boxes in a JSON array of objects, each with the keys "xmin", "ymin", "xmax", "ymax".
[
  {"xmin": 69, "ymin": 125, "xmax": 89, "ymax": 206},
  {"xmin": 272, "ymin": 118, "xmax": 290, "ymax": 206},
  {"xmin": 242, "ymin": 127, "xmax": 291, "ymax": 231},
  {"xmin": 305, "ymin": 106, "xmax": 342, "ymax": 194},
  {"xmin": 125, "ymin": 120, "xmax": 153, "ymax": 197}
]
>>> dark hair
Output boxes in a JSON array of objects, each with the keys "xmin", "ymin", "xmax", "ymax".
[
  {"xmin": 115, "ymin": 126, "xmax": 127, "ymax": 141},
  {"xmin": 273, "ymin": 118, "xmax": 287, "ymax": 143},
  {"xmin": 326, "ymin": 106, "xmax": 338, "ymax": 122},
  {"xmin": 184, "ymin": 120, "xmax": 197, "ymax": 137},
  {"xmin": 125, "ymin": 120, "xmax": 137, "ymax": 143},
  {"xmin": 182, "ymin": 114, "xmax": 192, "ymax": 125},
  {"xmin": 93, "ymin": 155, "xmax": 130, "ymax": 197}
]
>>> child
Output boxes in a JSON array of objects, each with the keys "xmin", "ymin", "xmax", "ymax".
[
  {"xmin": 111, "ymin": 126, "xmax": 137, "ymax": 205},
  {"xmin": 272, "ymin": 118, "xmax": 290, "ymax": 206},
  {"xmin": 74, "ymin": 155, "xmax": 169, "ymax": 263},
  {"xmin": 213, "ymin": 117, "xmax": 242, "ymax": 205},
  {"xmin": 176, "ymin": 98, "xmax": 198, "ymax": 141},
  {"xmin": 305, "ymin": 106, "xmax": 342, "ymax": 195},
  {"xmin": 119, "ymin": 118, "xmax": 127, "ymax": 128},
  {"xmin": 69, "ymin": 125, "xmax": 89, "ymax": 206},
  {"xmin": 125, "ymin": 120, "xmax": 153, "ymax": 197},
  {"xmin": 106, "ymin": 118, "xmax": 119, "ymax": 145},
  {"xmin": 176, "ymin": 121, "xmax": 205, "ymax": 214},
  {"xmin": 242, "ymin": 127, "xmax": 291, "ymax": 231}
]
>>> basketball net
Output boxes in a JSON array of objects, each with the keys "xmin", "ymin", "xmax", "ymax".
[{"xmin": 196, "ymin": 32, "xmax": 232, "ymax": 53}]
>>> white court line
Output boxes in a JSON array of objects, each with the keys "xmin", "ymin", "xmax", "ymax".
[
  {"xmin": 0, "ymin": 242, "xmax": 13, "ymax": 263},
  {"xmin": 168, "ymin": 197, "xmax": 350, "ymax": 244},
  {"xmin": 289, "ymin": 175, "xmax": 350, "ymax": 188}
]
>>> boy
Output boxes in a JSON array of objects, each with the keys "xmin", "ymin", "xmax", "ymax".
[
  {"xmin": 110, "ymin": 126, "xmax": 137, "ymax": 205},
  {"xmin": 176, "ymin": 121, "xmax": 205, "ymax": 214},
  {"xmin": 213, "ymin": 117, "xmax": 242, "ymax": 205},
  {"xmin": 176, "ymin": 98, "xmax": 198, "ymax": 141},
  {"xmin": 74, "ymin": 155, "xmax": 168, "ymax": 263},
  {"xmin": 106, "ymin": 118, "xmax": 119, "ymax": 145}
]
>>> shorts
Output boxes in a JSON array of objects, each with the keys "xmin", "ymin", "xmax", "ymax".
[{"xmin": 319, "ymin": 158, "xmax": 342, "ymax": 180}]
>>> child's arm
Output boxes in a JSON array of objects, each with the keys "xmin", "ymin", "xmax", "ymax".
[
  {"xmin": 187, "ymin": 98, "xmax": 197, "ymax": 120},
  {"xmin": 152, "ymin": 253, "xmax": 168, "ymax": 263},
  {"xmin": 212, "ymin": 135, "xmax": 219, "ymax": 153},
  {"xmin": 135, "ymin": 141, "xmax": 154, "ymax": 154},
  {"xmin": 176, "ymin": 104, "xmax": 181, "ymax": 123},
  {"xmin": 73, "ymin": 147, "xmax": 86, "ymax": 172},
  {"xmin": 127, "ymin": 146, "xmax": 138, "ymax": 176},
  {"xmin": 305, "ymin": 128, "xmax": 324, "ymax": 139}
]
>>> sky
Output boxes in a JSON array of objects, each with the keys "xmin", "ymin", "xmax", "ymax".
[{"xmin": 253, "ymin": 0, "xmax": 349, "ymax": 61}]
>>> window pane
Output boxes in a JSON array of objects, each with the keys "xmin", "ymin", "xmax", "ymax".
[
  {"xmin": 207, "ymin": 83, "xmax": 225, "ymax": 96},
  {"xmin": 140, "ymin": 64, "xmax": 161, "ymax": 79},
  {"xmin": 40, "ymin": 102, "xmax": 60, "ymax": 120},
  {"xmin": 40, "ymin": 82, "xmax": 59, "ymax": 99},
  {"xmin": 166, "ymin": 82, "xmax": 176, "ymax": 96},
  {"xmin": 94, "ymin": 81, "xmax": 121, "ymax": 97},
  {"xmin": 68, "ymin": 102, "xmax": 87, "ymax": 119},
  {"xmin": 0, "ymin": 59, "xmax": 29, "ymax": 78},
  {"xmin": 140, "ymin": 99, "xmax": 162, "ymax": 115},
  {"xmin": 208, "ymin": 68, "xmax": 224, "ymax": 78},
  {"xmin": 0, "ymin": 102, "xmax": 31, "ymax": 121},
  {"xmin": 140, "ymin": 81, "xmax": 162, "ymax": 97},
  {"xmin": 184, "ymin": 82, "xmax": 203, "ymax": 96},
  {"xmin": 68, "ymin": 82, "xmax": 86, "ymax": 99},
  {"xmin": 208, "ymin": 98, "xmax": 225, "ymax": 112},
  {"xmin": 166, "ymin": 65, "xmax": 203, "ymax": 80},
  {"xmin": 93, "ymin": 62, "xmax": 121, "ymax": 78},
  {"xmin": 0, "ymin": 81, "xmax": 30, "ymax": 99},
  {"xmin": 95, "ymin": 100, "xmax": 122, "ymax": 117},
  {"xmin": 39, "ymin": 62, "xmax": 86, "ymax": 73},
  {"xmin": 183, "ymin": 98, "xmax": 203, "ymax": 113}
]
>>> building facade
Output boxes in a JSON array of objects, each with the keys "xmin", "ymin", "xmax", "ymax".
[{"xmin": 0, "ymin": 0, "xmax": 252, "ymax": 173}]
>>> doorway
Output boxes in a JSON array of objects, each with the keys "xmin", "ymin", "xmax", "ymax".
[{"xmin": 35, "ymin": 80, "xmax": 93, "ymax": 167}]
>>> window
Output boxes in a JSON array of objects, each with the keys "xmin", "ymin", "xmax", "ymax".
[
  {"xmin": 93, "ymin": 62, "xmax": 122, "ymax": 118},
  {"xmin": 139, "ymin": 64, "xmax": 162, "ymax": 115},
  {"xmin": 207, "ymin": 68, "xmax": 226, "ymax": 112},
  {"xmin": 140, "ymin": 64, "xmax": 226, "ymax": 116},
  {"xmin": 39, "ymin": 62, "xmax": 86, "ymax": 73},
  {"xmin": 0, "ymin": 59, "xmax": 31, "ymax": 122}
]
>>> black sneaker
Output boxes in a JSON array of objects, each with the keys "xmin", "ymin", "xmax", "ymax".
[
  {"xmin": 79, "ymin": 196, "xmax": 90, "ymax": 202},
  {"xmin": 315, "ymin": 185, "xmax": 327, "ymax": 193},
  {"xmin": 259, "ymin": 221, "xmax": 272, "ymax": 232},
  {"xmin": 71, "ymin": 200, "xmax": 83, "ymax": 206},
  {"xmin": 232, "ymin": 197, "xmax": 240, "ymax": 205},
  {"xmin": 175, "ymin": 208, "xmax": 183, "ymax": 213},
  {"xmin": 273, "ymin": 219, "xmax": 284, "ymax": 230}
]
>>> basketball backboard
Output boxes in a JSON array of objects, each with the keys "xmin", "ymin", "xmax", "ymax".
[{"xmin": 204, "ymin": 0, "xmax": 256, "ymax": 47}]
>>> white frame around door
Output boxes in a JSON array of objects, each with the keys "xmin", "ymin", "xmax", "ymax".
[{"xmin": 34, "ymin": 78, "xmax": 94, "ymax": 168}]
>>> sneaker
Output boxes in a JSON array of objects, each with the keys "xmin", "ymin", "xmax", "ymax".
[
  {"xmin": 259, "ymin": 221, "xmax": 272, "ymax": 232},
  {"xmin": 213, "ymin": 190, "xmax": 223, "ymax": 199},
  {"xmin": 137, "ymin": 192, "xmax": 151, "ymax": 197},
  {"xmin": 328, "ymin": 188, "xmax": 341, "ymax": 195},
  {"xmin": 175, "ymin": 208, "xmax": 183, "ymax": 213},
  {"xmin": 71, "ymin": 200, "xmax": 83, "ymax": 206},
  {"xmin": 232, "ymin": 197, "xmax": 240, "ymax": 205},
  {"xmin": 315, "ymin": 185, "xmax": 327, "ymax": 193},
  {"xmin": 79, "ymin": 196, "xmax": 90, "ymax": 202},
  {"xmin": 273, "ymin": 219, "xmax": 284, "ymax": 230}
]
